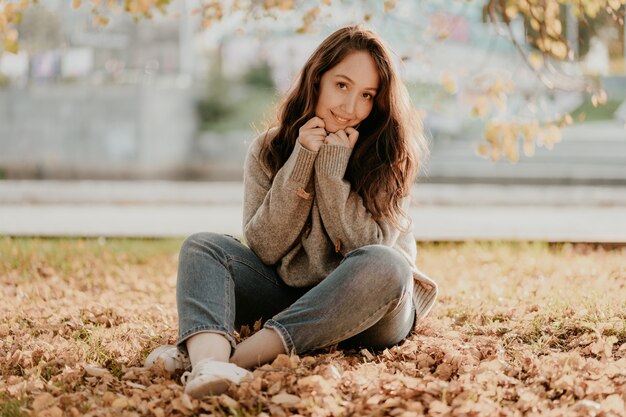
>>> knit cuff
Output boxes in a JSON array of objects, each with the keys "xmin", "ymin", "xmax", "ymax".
[
  {"xmin": 287, "ymin": 141, "xmax": 318, "ymax": 184},
  {"xmin": 411, "ymin": 268, "xmax": 438, "ymax": 323},
  {"xmin": 316, "ymin": 145, "xmax": 352, "ymax": 177}
]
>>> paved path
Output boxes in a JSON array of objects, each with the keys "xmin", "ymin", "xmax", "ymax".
[{"xmin": 1, "ymin": 181, "xmax": 625, "ymax": 242}]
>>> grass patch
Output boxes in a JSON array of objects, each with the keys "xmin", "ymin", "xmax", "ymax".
[
  {"xmin": 0, "ymin": 236, "xmax": 182, "ymax": 279},
  {"xmin": 0, "ymin": 394, "xmax": 26, "ymax": 417}
]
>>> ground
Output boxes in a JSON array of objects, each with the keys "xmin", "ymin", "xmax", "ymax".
[{"xmin": 0, "ymin": 238, "xmax": 624, "ymax": 417}]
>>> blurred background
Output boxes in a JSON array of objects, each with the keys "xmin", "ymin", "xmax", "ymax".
[{"xmin": 0, "ymin": 0, "xmax": 625, "ymax": 242}]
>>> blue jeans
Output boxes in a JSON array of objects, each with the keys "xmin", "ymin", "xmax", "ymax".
[{"xmin": 176, "ymin": 232, "xmax": 416, "ymax": 355}]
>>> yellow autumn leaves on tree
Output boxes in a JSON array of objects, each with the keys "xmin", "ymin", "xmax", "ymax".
[
  {"xmin": 487, "ymin": 0, "xmax": 626, "ymax": 60},
  {"xmin": 1, "ymin": 0, "xmax": 624, "ymax": 57},
  {"xmin": 478, "ymin": 121, "xmax": 564, "ymax": 162},
  {"xmin": 440, "ymin": 74, "xmax": 567, "ymax": 163},
  {"xmin": 0, "ymin": 0, "xmax": 27, "ymax": 54},
  {"xmin": 0, "ymin": 0, "xmax": 435, "ymax": 52},
  {"xmin": 0, "ymin": 0, "xmax": 401, "ymax": 49}
]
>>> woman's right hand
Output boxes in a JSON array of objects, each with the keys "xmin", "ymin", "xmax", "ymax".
[{"xmin": 297, "ymin": 117, "xmax": 327, "ymax": 152}]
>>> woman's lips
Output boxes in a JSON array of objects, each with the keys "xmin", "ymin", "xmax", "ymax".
[{"xmin": 330, "ymin": 110, "xmax": 351, "ymax": 125}]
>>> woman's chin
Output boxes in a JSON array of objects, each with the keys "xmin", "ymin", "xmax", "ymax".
[{"xmin": 325, "ymin": 124, "xmax": 352, "ymax": 134}]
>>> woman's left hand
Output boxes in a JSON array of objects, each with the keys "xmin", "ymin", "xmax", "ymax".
[{"xmin": 325, "ymin": 128, "xmax": 359, "ymax": 149}]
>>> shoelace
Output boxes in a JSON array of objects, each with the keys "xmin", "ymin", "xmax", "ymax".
[
  {"xmin": 173, "ymin": 351, "xmax": 190, "ymax": 367},
  {"xmin": 180, "ymin": 371, "xmax": 192, "ymax": 385}
]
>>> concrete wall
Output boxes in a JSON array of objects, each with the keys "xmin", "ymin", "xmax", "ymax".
[
  {"xmin": 1, "ymin": 81, "xmax": 624, "ymax": 185},
  {"xmin": 0, "ymin": 82, "xmax": 197, "ymax": 179}
]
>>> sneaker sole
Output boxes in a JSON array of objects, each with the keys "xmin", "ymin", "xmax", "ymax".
[{"xmin": 185, "ymin": 377, "xmax": 230, "ymax": 398}]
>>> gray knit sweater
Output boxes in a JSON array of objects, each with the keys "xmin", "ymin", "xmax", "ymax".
[{"xmin": 242, "ymin": 129, "xmax": 438, "ymax": 323}]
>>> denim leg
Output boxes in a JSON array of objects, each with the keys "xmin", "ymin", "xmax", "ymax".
[
  {"xmin": 264, "ymin": 244, "xmax": 415, "ymax": 354},
  {"xmin": 176, "ymin": 232, "xmax": 308, "ymax": 350}
]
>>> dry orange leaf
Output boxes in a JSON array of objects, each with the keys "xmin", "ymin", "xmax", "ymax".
[{"xmin": 271, "ymin": 391, "xmax": 301, "ymax": 406}]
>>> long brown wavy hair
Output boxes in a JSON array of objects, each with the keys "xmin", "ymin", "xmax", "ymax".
[{"xmin": 259, "ymin": 25, "xmax": 428, "ymax": 227}]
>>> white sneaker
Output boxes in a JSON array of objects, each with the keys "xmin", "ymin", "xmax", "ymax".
[
  {"xmin": 144, "ymin": 345, "xmax": 191, "ymax": 373},
  {"xmin": 182, "ymin": 358, "xmax": 253, "ymax": 398}
]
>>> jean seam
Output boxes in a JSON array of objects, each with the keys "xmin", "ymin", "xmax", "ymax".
[
  {"xmin": 177, "ymin": 326, "xmax": 237, "ymax": 349},
  {"xmin": 264, "ymin": 319, "xmax": 295, "ymax": 354},
  {"xmin": 319, "ymin": 295, "xmax": 402, "ymax": 349},
  {"xmin": 230, "ymin": 255, "xmax": 282, "ymax": 287},
  {"xmin": 225, "ymin": 254, "xmax": 234, "ymax": 331}
]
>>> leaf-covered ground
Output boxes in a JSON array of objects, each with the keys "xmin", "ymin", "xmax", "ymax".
[{"xmin": 1, "ymin": 238, "xmax": 624, "ymax": 417}]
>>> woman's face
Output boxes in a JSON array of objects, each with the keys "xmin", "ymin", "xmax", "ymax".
[{"xmin": 315, "ymin": 51, "xmax": 380, "ymax": 134}]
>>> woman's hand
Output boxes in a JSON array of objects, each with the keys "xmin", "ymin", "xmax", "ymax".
[
  {"xmin": 297, "ymin": 117, "xmax": 327, "ymax": 152},
  {"xmin": 324, "ymin": 127, "xmax": 359, "ymax": 149}
]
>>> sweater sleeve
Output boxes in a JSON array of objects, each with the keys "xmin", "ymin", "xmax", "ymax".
[
  {"xmin": 243, "ymin": 132, "xmax": 318, "ymax": 265},
  {"xmin": 313, "ymin": 144, "xmax": 406, "ymax": 255}
]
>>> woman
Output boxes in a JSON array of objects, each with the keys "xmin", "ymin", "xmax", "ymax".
[{"xmin": 145, "ymin": 25, "xmax": 438, "ymax": 399}]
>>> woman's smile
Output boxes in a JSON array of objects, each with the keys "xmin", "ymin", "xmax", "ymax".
[{"xmin": 330, "ymin": 110, "xmax": 351, "ymax": 125}]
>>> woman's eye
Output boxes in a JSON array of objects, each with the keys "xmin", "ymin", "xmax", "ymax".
[
  {"xmin": 362, "ymin": 93, "xmax": 373, "ymax": 100},
  {"xmin": 336, "ymin": 82, "xmax": 347, "ymax": 89}
]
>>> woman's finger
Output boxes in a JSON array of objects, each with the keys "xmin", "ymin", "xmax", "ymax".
[
  {"xmin": 305, "ymin": 128, "xmax": 328, "ymax": 137},
  {"xmin": 325, "ymin": 133, "xmax": 348, "ymax": 147},
  {"xmin": 335, "ymin": 129, "xmax": 349, "ymax": 143},
  {"xmin": 345, "ymin": 127, "xmax": 359, "ymax": 147},
  {"xmin": 301, "ymin": 117, "xmax": 326, "ymax": 130}
]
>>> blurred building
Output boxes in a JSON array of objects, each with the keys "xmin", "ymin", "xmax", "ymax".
[
  {"xmin": 0, "ymin": 0, "xmax": 200, "ymax": 179},
  {"xmin": 0, "ymin": 0, "xmax": 624, "ymax": 182}
]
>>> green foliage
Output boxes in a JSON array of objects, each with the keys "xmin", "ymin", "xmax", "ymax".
[
  {"xmin": 197, "ymin": 55, "xmax": 277, "ymax": 132},
  {"xmin": 200, "ymin": 87, "xmax": 277, "ymax": 132},
  {"xmin": 196, "ymin": 56, "xmax": 237, "ymax": 125},
  {"xmin": 243, "ymin": 60, "xmax": 275, "ymax": 89},
  {"xmin": 571, "ymin": 98, "xmax": 623, "ymax": 122},
  {"xmin": 196, "ymin": 92, "xmax": 236, "ymax": 125}
]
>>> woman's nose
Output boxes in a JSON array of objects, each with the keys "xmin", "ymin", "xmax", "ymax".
[{"xmin": 342, "ymin": 94, "xmax": 357, "ymax": 114}]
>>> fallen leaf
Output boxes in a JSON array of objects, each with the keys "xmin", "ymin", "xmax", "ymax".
[
  {"xmin": 218, "ymin": 394, "xmax": 239, "ymax": 410},
  {"xmin": 125, "ymin": 381, "xmax": 147, "ymax": 390},
  {"xmin": 32, "ymin": 393, "xmax": 56, "ymax": 412},
  {"xmin": 297, "ymin": 375, "xmax": 335, "ymax": 396},
  {"xmin": 38, "ymin": 407, "xmax": 63, "ymax": 417},
  {"xmin": 574, "ymin": 399, "xmax": 601, "ymax": 412},
  {"xmin": 320, "ymin": 364, "xmax": 342, "ymax": 380},
  {"xmin": 601, "ymin": 394, "xmax": 625, "ymax": 414},
  {"xmin": 181, "ymin": 393, "xmax": 194, "ymax": 410},
  {"xmin": 111, "ymin": 396, "xmax": 129, "ymax": 409},
  {"xmin": 271, "ymin": 354, "xmax": 295, "ymax": 369},
  {"xmin": 360, "ymin": 348, "xmax": 375, "ymax": 361},
  {"xmin": 171, "ymin": 396, "xmax": 194, "ymax": 415},
  {"xmin": 271, "ymin": 392, "xmax": 301, "ymax": 406},
  {"xmin": 83, "ymin": 364, "xmax": 110, "ymax": 377},
  {"xmin": 428, "ymin": 400, "xmax": 451, "ymax": 415},
  {"xmin": 434, "ymin": 363, "xmax": 453, "ymax": 380}
]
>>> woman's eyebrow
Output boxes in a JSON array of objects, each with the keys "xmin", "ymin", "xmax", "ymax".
[{"xmin": 335, "ymin": 74, "xmax": 378, "ymax": 92}]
